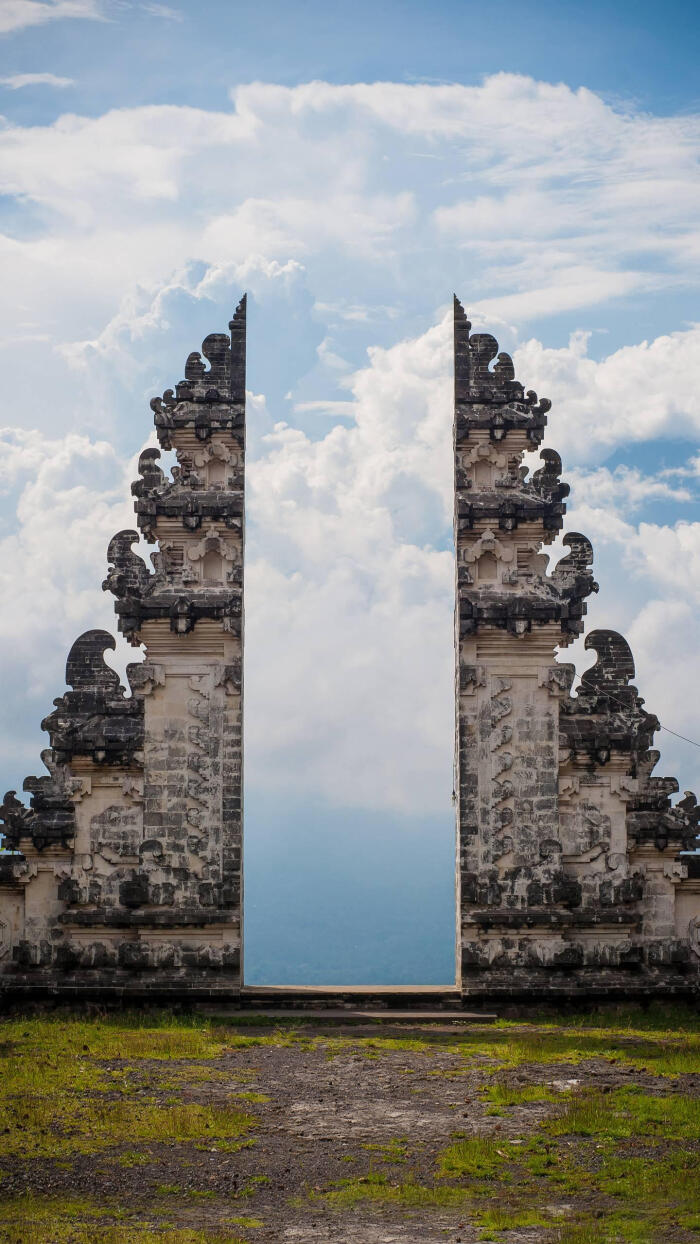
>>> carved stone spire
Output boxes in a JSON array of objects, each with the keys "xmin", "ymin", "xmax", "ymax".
[
  {"xmin": 105, "ymin": 299, "xmax": 246, "ymax": 643},
  {"xmin": 453, "ymin": 298, "xmax": 596, "ymax": 644},
  {"xmin": 454, "ymin": 296, "xmax": 700, "ymax": 998},
  {"xmin": 0, "ymin": 299, "xmax": 247, "ymax": 990}
]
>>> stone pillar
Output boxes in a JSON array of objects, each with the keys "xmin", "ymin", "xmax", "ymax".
[
  {"xmin": 453, "ymin": 297, "xmax": 700, "ymax": 999},
  {"xmin": 0, "ymin": 299, "xmax": 247, "ymax": 998},
  {"xmin": 106, "ymin": 296, "xmax": 247, "ymax": 987}
]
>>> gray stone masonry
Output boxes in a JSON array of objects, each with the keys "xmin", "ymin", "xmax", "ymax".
[
  {"xmin": 454, "ymin": 296, "xmax": 700, "ymax": 999},
  {"xmin": 0, "ymin": 297, "xmax": 246, "ymax": 998}
]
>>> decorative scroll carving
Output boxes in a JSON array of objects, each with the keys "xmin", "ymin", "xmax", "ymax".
[
  {"xmin": 103, "ymin": 531, "xmax": 151, "ymax": 601},
  {"xmin": 1, "ymin": 752, "xmax": 75, "ymax": 852},
  {"xmin": 531, "ymin": 449, "xmax": 569, "ymax": 503},
  {"xmin": 131, "ymin": 448, "xmax": 166, "ymax": 499},
  {"xmin": 43, "ymin": 632, "xmax": 143, "ymax": 767}
]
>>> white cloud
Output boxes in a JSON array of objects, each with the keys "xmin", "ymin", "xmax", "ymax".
[
  {"xmin": 293, "ymin": 400, "xmax": 356, "ymax": 416},
  {"xmin": 243, "ymin": 316, "xmax": 455, "ymax": 812},
  {"xmin": 567, "ymin": 464, "xmax": 694, "ymax": 511},
  {"xmin": 142, "ymin": 2, "xmax": 181, "ymax": 18},
  {"xmin": 0, "ymin": 426, "xmax": 139, "ymax": 777},
  {"xmin": 515, "ymin": 326, "xmax": 700, "ymax": 463},
  {"xmin": 0, "ymin": 0, "xmax": 102, "ymax": 35},
  {"xmin": 0, "ymin": 72, "xmax": 74, "ymax": 88},
  {"xmin": 0, "ymin": 73, "xmax": 698, "ymax": 379}
]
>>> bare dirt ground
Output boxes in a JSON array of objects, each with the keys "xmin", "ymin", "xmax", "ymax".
[{"xmin": 0, "ymin": 1008, "xmax": 699, "ymax": 1243}]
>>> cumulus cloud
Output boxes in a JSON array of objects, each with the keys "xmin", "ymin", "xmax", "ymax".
[
  {"xmin": 514, "ymin": 326, "xmax": 700, "ymax": 463},
  {"xmin": 0, "ymin": 73, "xmax": 699, "ymax": 386},
  {"xmin": 0, "ymin": 426, "xmax": 139, "ymax": 779},
  {"xmin": 566, "ymin": 465, "xmax": 694, "ymax": 511},
  {"xmin": 244, "ymin": 316, "xmax": 454, "ymax": 812},
  {"xmin": 141, "ymin": 3, "xmax": 181, "ymax": 18}
]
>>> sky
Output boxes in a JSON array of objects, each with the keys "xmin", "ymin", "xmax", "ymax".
[{"xmin": 1, "ymin": 0, "xmax": 699, "ymax": 985}]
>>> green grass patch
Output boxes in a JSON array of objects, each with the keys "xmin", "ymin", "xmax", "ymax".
[
  {"xmin": 0, "ymin": 1014, "xmax": 261, "ymax": 1162},
  {"xmin": 595, "ymin": 1142, "xmax": 700, "ymax": 1230},
  {"xmin": 481, "ymin": 1081, "xmax": 563, "ymax": 1106},
  {"xmin": 556, "ymin": 1216, "xmax": 655, "ymax": 1243},
  {"xmin": 545, "ymin": 1087, "xmax": 700, "ymax": 1139},
  {"xmin": 235, "ymin": 1175, "xmax": 271, "ymax": 1199},
  {"xmin": 155, "ymin": 1185, "xmax": 215, "ymax": 1200},
  {"xmin": 501, "ymin": 1002, "xmax": 700, "ymax": 1035},
  {"xmin": 0, "ymin": 1094, "xmax": 255, "ymax": 1158},
  {"xmin": 475, "ymin": 1206, "xmax": 549, "ymax": 1238},
  {"xmin": 0, "ymin": 1195, "xmax": 248, "ymax": 1243},
  {"xmin": 361, "ymin": 1137, "xmax": 408, "ymax": 1162},
  {"xmin": 314, "ymin": 1171, "xmax": 473, "ymax": 1209},
  {"xmin": 436, "ymin": 1136, "xmax": 516, "ymax": 1181}
]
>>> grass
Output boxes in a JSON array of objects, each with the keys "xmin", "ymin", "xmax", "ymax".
[
  {"xmin": 361, "ymin": 1137, "xmax": 408, "ymax": 1162},
  {"xmin": 436, "ymin": 1136, "xmax": 517, "ymax": 1180},
  {"xmin": 0, "ymin": 1195, "xmax": 250, "ymax": 1243},
  {"xmin": 481, "ymin": 1081, "xmax": 563, "ymax": 1106},
  {"xmin": 596, "ymin": 1144, "xmax": 697, "ymax": 1202},
  {"xmin": 498, "ymin": 1002, "xmax": 699, "ymax": 1034},
  {"xmin": 453, "ymin": 1030, "xmax": 700, "ymax": 1078},
  {"xmin": 556, "ymin": 1217, "xmax": 656, "ymax": 1243},
  {"xmin": 116, "ymin": 1151, "xmax": 151, "ymax": 1167},
  {"xmin": 545, "ymin": 1087, "xmax": 700, "ymax": 1139},
  {"xmin": 312, "ymin": 1171, "xmax": 474, "ymax": 1209},
  {"xmin": 0, "ymin": 1094, "xmax": 255, "ymax": 1158},
  {"xmin": 309, "ymin": 1011, "xmax": 700, "ymax": 1079},
  {"xmin": 0, "ymin": 1013, "xmax": 262, "ymax": 1162},
  {"xmin": 475, "ymin": 1206, "xmax": 549, "ymax": 1237}
]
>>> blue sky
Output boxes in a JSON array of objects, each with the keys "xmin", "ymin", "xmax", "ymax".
[
  {"xmin": 4, "ymin": 0, "xmax": 700, "ymax": 119},
  {"xmin": 1, "ymin": 0, "xmax": 699, "ymax": 984}
]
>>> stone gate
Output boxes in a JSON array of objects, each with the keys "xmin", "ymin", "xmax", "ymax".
[{"xmin": 0, "ymin": 295, "xmax": 698, "ymax": 1002}]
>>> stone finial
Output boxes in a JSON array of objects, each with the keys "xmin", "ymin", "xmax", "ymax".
[
  {"xmin": 531, "ymin": 449, "xmax": 570, "ymax": 502},
  {"xmin": 150, "ymin": 294, "xmax": 247, "ymax": 421},
  {"xmin": 580, "ymin": 630, "xmax": 638, "ymax": 703},
  {"xmin": 131, "ymin": 448, "xmax": 166, "ymax": 499},
  {"xmin": 229, "ymin": 293, "xmax": 247, "ymax": 404},
  {"xmin": 454, "ymin": 294, "xmax": 550, "ymax": 416},
  {"xmin": 0, "ymin": 791, "xmax": 33, "ymax": 843},
  {"xmin": 103, "ymin": 531, "xmax": 151, "ymax": 603},
  {"xmin": 42, "ymin": 630, "xmax": 143, "ymax": 766},
  {"xmin": 64, "ymin": 630, "xmax": 121, "ymax": 694}
]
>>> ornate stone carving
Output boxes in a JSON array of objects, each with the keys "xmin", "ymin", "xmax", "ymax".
[
  {"xmin": 0, "ymin": 299, "xmax": 246, "ymax": 988},
  {"xmin": 454, "ymin": 295, "xmax": 700, "ymax": 997}
]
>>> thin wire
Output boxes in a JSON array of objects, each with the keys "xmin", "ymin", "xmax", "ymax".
[
  {"xmin": 573, "ymin": 680, "xmax": 700, "ymax": 751},
  {"xmin": 654, "ymin": 725, "xmax": 700, "ymax": 750}
]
